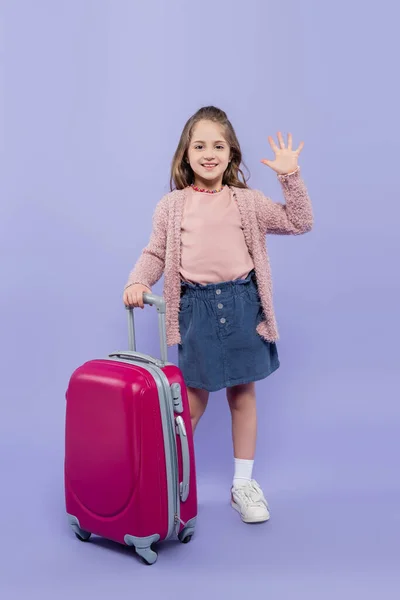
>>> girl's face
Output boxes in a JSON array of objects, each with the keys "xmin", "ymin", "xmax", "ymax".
[{"xmin": 187, "ymin": 120, "xmax": 231, "ymax": 189}]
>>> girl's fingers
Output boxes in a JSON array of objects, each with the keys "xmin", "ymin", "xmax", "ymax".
[
  {"xmin": 277, "ymin": 132, "xmax": 285, "ymax": 149},
  {"xmin": 261, "ymin": 159, "xmax": 273, "ymax": 167},
  {"xmin": 123, "ymin": 288, "xmax": 148, "ymax": 308},
  {"xmin": 296, "ymin": 141, "xmax": 305, "ymax": 154},
  {"xmin": 138, "ymin": 292, "xmax": 145, "ymax": 309},
  {"xmin": 287, "ymin": 133, "xmax": 293, "ymax": 150},
  {"xmin": 268, "ymin": 136, "xmax": 279, "ymax": 154}
]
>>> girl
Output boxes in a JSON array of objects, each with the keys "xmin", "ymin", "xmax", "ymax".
[{"xmin": 123, "ymin": 106, "xmax": 313, "ymax": 524}]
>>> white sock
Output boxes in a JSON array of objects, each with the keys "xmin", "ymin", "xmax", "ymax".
[{"xmin": 233, "ymin": 458, "xmax": 254, "ymax": 488}]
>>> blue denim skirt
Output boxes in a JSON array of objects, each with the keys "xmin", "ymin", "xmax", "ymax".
[{"xmin": 178, "ymin": 271, "xmax": 280, "ymax": 392}]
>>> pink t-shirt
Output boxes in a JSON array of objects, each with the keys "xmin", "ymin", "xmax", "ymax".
[{"xmin": 180, "ymin": 186, "xmax": 255, "ymax": 285}]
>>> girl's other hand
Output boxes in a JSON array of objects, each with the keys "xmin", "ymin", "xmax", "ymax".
[
  {"xmin": 123, "ymin": 284, "xmax": 151, "ymax": 309},
  {"xmin": 261, "ymin": 132, "xmax": 304, "ymax": 175}
]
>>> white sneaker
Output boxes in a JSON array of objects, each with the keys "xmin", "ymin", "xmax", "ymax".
[{"xmin": 231, "ymin": 480, "xmax": 270, "ymax": 523}]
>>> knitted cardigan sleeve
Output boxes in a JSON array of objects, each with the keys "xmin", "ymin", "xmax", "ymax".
[
  {"xmin": 254, "ymin": 168, "xmax": 314, "ymax": 235},
  {"xmin": 124, "ymin": 196, "xmax": 168, "ymax": 290}
]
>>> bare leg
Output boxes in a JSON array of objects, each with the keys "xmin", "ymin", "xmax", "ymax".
[
  {"xmin": 226, "ymin": 383, "xmax": 270, "ymax": 523},
  {"xmin": 226, "ymin": 382, "xmax": 257, "ymax": 460},
  {"xmin": 187, "ymin": 386, "xmax": 209, "ymax": 433}
]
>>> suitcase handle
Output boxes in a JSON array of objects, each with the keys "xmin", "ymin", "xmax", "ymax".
[
  {"xmin": 125, "ymin": 293, "xmax": 168, "ymax": 364},
  {"xmin": 175, "ymin": 416, "xmax": 190, "ymax": 502},
  {"xmin": 108, "ymin": 351, "xmax": 165, "ymax": 369}
]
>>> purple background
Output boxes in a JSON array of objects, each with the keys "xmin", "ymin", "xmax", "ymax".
[{"xmin": 1, "ymin": 0, "xmax": 399, "ymax": 597}]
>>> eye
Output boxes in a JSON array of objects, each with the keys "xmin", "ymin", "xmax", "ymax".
[
  {"xmin": 194, "ymin": 144, "xmax": 203, "ymax": 150},
  {"xmin": 216, "ymin": 145, "xmax": 225, "ymax": 150}
]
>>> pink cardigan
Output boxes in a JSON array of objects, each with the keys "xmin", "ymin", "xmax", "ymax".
[{"xmin": 125, "ymin": 168, "xmax": 314, "ymax": 346}]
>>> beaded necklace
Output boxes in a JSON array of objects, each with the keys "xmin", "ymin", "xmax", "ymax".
[{"xmin": 191, "ymin": 184, "xmax": 225, "ymax": 194}]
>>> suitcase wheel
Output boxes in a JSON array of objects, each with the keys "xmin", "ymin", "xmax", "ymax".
[
  {"xmin": 75, "ymin": 531, "xmax": 91, "ymax": 542},
  {"xmin": 178, "ymin": 525, "xmax": 194, "ymax": 544},
  {"xmin": 68, "ymin": 515, "xmax": 91, "ymax": 542},
  {"xmin": 124, "ymin": 534, "xmax": 159, "ymax": 565},
  {"xmin": 180, "ymin": 534, "xmax": 192, "ymax": 544},
  {"xmin": 135, "ymin": 546, "xmax": 158, "ymax": 565}
]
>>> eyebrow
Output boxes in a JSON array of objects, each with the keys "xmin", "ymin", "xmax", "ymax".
[{"xmin": 192, "ymin": 140, "xmax": 227, "ymax": 144}]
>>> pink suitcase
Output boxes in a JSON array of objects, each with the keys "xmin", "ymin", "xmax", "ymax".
[{"xmin": 64, "ymin": 294, "xmax": 197, "ymax": 565}]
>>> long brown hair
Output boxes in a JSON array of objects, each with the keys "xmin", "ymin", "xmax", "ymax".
[{"xmin": 170, "ymin": 106, "xmax": 249, "ymax": 191}]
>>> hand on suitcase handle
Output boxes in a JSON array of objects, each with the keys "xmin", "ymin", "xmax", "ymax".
[
  {"xmin": 124, "ymin": 292, "xmax": 166, "ymax": 314},
  {"xmin": 125, "ymin": 293, "xmax": 168, "ymax": 364},
  {"xmin": 123, "ymin": 284, "xmax": 151, "ymax": 309}
]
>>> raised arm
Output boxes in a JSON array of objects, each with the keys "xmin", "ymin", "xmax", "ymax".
[
  {"xmin": 256, "ymin": 132, "xmax": 314, "ymax": 235},
  {"xmin": 254, "ymin": 168, "xmax": 314, "ymax": 235},
  {"xmin": 124, "ymin": 195, "xmax": 169, "ymax": 290}
]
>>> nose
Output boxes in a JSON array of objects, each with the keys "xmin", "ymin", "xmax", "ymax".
[{"xmin": 203, "ymin": 151, "xmax": 215, "ymax": 161}]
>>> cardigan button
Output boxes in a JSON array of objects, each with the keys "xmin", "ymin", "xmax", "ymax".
[{"xmin": 216, "ymin": 289, "xmax": 221, "ymax": 295}]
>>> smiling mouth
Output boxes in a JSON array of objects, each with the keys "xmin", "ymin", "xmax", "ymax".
[{"xmin": 202, "ymin": 163, "xmax": 218, "ymax": 169}]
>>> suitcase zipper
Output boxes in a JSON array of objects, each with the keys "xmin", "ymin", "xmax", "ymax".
[
  {"xmin": 143, "ymin": 363, "xmax": 180, "ymax": 539},
  {"xmin": 175, "ymin": 514, "xmax": 187, "ymax": 528}
]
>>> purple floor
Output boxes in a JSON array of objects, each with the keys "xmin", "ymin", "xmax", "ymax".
[{"xmin": 2, "ymin": 368, "xmax": 400, "ymax": 599}]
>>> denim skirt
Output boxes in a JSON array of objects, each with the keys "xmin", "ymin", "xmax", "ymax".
[{"xmin": 178, "ymin": 271, "xmax": 280, "ymax": 392}]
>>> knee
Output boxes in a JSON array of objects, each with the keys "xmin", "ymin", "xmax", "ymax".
[
  {"xmin": 187, "ymin": 386, "xmax": 209, "ymax": 421},
  {"xmin": 190, "ymin": 404, "xmax": 204, "ymax": 422},
  {"xmin": 227, "ymin": 382, "xmax": 255, "ymax": 412}
]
